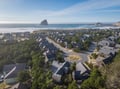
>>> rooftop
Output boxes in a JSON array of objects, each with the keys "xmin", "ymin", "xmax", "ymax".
[
  {"xmin": 3, "ymin": 63, "xmax": 27, "ymax": 79},
  {"xmin": 76, "ymin": 62, "xmax": 88, "ymax": 74}
]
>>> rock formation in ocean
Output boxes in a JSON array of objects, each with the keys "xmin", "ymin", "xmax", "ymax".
[
  {"xmin": 95, "ymin": 22, "xmax": 102, "ymax": 26},
  {"xmin": 40, "ymin": 19, "xmax": 48, "ymax": 25}
]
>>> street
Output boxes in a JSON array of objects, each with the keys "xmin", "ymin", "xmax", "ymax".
[{"xmin": 46, "ymin": 37, "xmax": 90, "ymax": 63}]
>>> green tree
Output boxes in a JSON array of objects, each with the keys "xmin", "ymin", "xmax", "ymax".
[
  {"xmin": 81, "ymin": 68, "xmax": 105, "ymax": 89},
  {"xmin": 105, "ymin": 51, "xmax": 120, "ymax": 89},
  {"xmin": 56, "ymin": 52, "xmax": 64, "ymax": 63},
  {"xmin": 17, "ymin": 71, "xmax": 31, "ymax": 82},
  {"xmin": 70, "ymin": 62, "xmax": 76, "ymax": 72},
  {"xmin": 53, "ymin": 86, "xmax": 61, "ymax": 89},
  {"xmin": 91, "ymin": 53, "xmax": 98, "ymax": 59},
  {"xmin": 68, "ymin": 80, "xmax": 79, "ymax": 89}
]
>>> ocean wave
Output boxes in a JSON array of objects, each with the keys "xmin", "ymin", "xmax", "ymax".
[{"xmin": 0, "ymin": 26, "xmax": 120, "ymax": 33}]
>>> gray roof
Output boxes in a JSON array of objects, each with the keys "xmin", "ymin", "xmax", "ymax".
[
  {"xmin": 3, "ymin": 63, "xmax": 26, "ymax": 79},
  {"xmin": 98, "ymin": 40, "xmax": 109, "ymax": 46},
  {"xmin": 99, "ymin": 46, "xmax": 115, "ymax": 56},
  {"xmin": 52, "ymin": 61, "xmax": 62, "ymax": 68},
  {"xmin": 52, "ymin": 61, "xmax": 70, "ymax": 82},
  {"xmin": 98, "ymin": 39, "xmax": 115, "ymax": 47},
  {"xmin": 76, "ymin": 62, "xmax": 88, "ymax": 74},
  {"xmin": 51, "ymin": 61, "xmax": 62, "ymax": 73},
  {"xmin": 54, "ymin": 61, "xmax": 69, "ymax": 75}
]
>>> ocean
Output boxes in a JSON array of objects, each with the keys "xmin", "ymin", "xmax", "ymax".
[{"xmin": 0, "ymin": 23, "xmax": 117, "ymax": 33}]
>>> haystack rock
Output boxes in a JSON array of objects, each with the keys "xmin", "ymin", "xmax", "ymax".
[{"xmin": 40, "ymin": 19, "xmax": 48, "ymax": 25}]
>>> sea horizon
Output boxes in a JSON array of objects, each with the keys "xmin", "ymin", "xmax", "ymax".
[{"xmin": 0, "ymin": 23, "xmax": 119, "ymax": 33}]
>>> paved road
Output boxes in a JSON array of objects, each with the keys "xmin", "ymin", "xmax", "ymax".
[{"xmin": 46, "ymin": 37, "xmax": 89, "ymax": 63}]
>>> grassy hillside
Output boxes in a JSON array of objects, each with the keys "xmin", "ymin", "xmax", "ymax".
[{"xmin": 104, "ymin": 51, "xmax": 120, "ymax": 89}]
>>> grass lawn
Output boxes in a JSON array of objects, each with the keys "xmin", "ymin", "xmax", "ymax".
[
  {"xmin": 0, "ymin": 82, "xmax": 10, "ymax": 89},
  {"xmin": 68, "ymin": 55, "xmax": 81, "ymax": 61}
]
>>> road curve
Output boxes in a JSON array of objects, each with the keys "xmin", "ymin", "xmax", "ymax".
[{"xmin": 46, "ymin": 37, "xmax": 89, "ymax": 63}]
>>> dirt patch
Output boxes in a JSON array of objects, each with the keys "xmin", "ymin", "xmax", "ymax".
[{"xmin": 68, "ymin": 55, "xmax": 81, "ymax": 61}]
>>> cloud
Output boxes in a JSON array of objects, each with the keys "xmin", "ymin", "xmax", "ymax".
[
  {"xmin": 0, "ymin": 0, "xmax": 120, "ymax": 23},
  {"xmin": 49, "ymin": 0, "xmax": 120, "ymax": 16},
  {"xmin": 95, "ymin": 10, "xmax": 120, "ymax": 13},
  {"xmin": 0, "ymin": 0, "xmax": 20, "ymax": 5},
  {"xmin": 29, "ymin": 10, "xmax": 54, "ymax": 17},
  {"xmin": 12, "ymin": 0, "xmax": 120, "ymax": 23}
]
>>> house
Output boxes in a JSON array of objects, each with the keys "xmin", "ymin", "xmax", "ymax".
[
  {"xmin": 44, "ymin": 51, "xmax": 56, "ymax": 63},
  {"xmin": 98, "ymin": 46, "xmax": 116, "ymax": 64},
  {"xmin": 89, "ymin": 46, "xmax": 117, "ymax": 66},
  {"xmin": 108, "ymin": 36, "xmax": 116, "ymax": 41},
  {"xmin": 99, "ymin": 46, "xmax": 116, "ymax": 56},
  {"xmin": 73, "ymin": 62, "xmax": 89, "ymax": 83},
  {"xmin": 52, "ymin": 61, "xmax": 70, "ymax": 83},
  {"xmin": 51, "ymin": 61, "xmax": 62, "ymax": 73},
  {"xmin": 39, "ymin": 37, "xmax": 57, "ymax": 52},
  {"xmin": 69, "ymin": 32, "xmax": 74, "ymax": 36},
  {"xmin": 3, "ymin": 63, "xmax": 27, "ymax": 84},
  {"xmin": 115, "ymin": 44, "xmax": 120, "ymax": 51},
  {"xmin": 83, "ymin": 34, "xmax": 91, "ymax": 38},
  {"xmin": 98, "ymin": 39, "xmax": 115, "ymax": 47}
]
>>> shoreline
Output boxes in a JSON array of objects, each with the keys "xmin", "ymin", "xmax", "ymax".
[{"xmin": 0, "ymin": 26, "xmax": 120, "ymax": 33}]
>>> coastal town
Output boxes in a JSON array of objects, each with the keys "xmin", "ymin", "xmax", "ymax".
[
  {"xmin": 1, "ymin": 0, "xmax": 120, "ymax": 88},
  {"xmin": 0, "ymin": 27, "xmax": 120, "ymax": 89},
  {"xmin": 0, "ymin": 32, "xmax": 30, "ymax": 43}
]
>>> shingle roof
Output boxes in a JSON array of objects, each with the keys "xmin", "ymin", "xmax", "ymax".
[
  {"xmin": 3, "ymin": 63, "xmax": 26, "ymax": 79},
  {"xmin": 52, "ymin": 61, "xmax": 70, "ymax": 82},
  {"xmin": 99, "ymin": 46, "xmax": 115, "ymax": 56},
  {"xmin": 55, "ymin": 61, "xmax": 70, "ymax": 75},
  {"xmin": 76, "ymin": 62, "xmax": 87, "ymax": 74},
  {"xmin": 51, "ymin": 61, "xmax": 62, "ymax": 73}
]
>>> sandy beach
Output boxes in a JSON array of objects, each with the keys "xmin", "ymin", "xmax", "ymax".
[
  {"xmin": 0, "ymin": 28, "xmax": 35, "ymax": 33},
  {"xmin": 0, "ymin": 26, "xmax": 120, "ymax": 33}
]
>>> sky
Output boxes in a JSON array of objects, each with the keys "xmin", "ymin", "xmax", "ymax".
[{"xmin": 0, "ymin": 0, "xmax": 120, "ymax": 23}]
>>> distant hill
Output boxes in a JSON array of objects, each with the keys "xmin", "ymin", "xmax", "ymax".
[
  {"xmin": 40, "ymin": 19, "xmax": 48, "ymax": 25},
  {"xmin": 114, "ymin": 22, "xmax": 120, "ymax": 26}
]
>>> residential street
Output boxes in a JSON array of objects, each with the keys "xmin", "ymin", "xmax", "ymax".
[{"xmin": 46, "ymin": 37, "xmax": 89, "ymax": 63}]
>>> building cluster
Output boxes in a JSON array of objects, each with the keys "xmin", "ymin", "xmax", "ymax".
[
  {"xmin": 0, "ymin": 29, "xmax": 120, "ymax": 88},
  {"xmin": 37, "ymin": 34, "xmax": 58, "ymax": 63},
  {"xmin": 37, "ymin": 33, "xmax": 90, "ymax": 83},
  {"xmin": 3, "ymin": 63, "xmax": 27, "ymax": 84},
  {"xmin": 0, "ymin": 32, "xmax": 30, "ymax": 43},
  {"xmin": 52, "ymin": 61, "xmax": 90, "ymax": 83},
  {"xmin": 89, "ymin": 35, "xmax": 120, "ymax": 66},
  {"xmin": 48, "ymin": 31, "xmax": 91, "ymax": 50},
  {"xmin": 0, "ymin": 63, "xmax": 29, "ymax": 89},
  {"xmin": 44, "ymin": 29, "xmax": 120, "ymax": 83}
]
